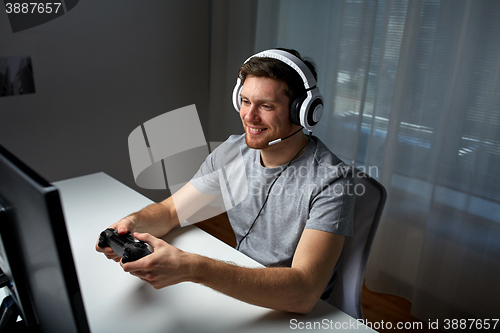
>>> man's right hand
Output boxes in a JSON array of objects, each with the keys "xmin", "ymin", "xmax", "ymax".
[{"xmin": 95, "ymin": 216, "xmax": 136, "ymax": 262}]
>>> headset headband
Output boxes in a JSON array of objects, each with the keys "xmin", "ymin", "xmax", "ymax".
[{"xmin": 241, "ymin": 49, "xmax": 318, "ymax": 90}]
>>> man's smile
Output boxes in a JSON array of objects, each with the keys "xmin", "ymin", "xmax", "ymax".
[{"xmin": 247, "ymin": 125, "xmax": 268, "ymax": 134}]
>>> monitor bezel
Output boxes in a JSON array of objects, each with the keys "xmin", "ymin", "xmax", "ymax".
[{"xmin": 0, "ymin": 144, "xmax": 90, "ymax": 332}]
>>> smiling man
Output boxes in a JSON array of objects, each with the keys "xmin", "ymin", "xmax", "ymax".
[
  {"xmin": 240, "ymin": 75, "xmax": 308, "ymax": 167},
  {"xmin": 96, "ymin": 48, "xmax": 354, "ymax": 314}
]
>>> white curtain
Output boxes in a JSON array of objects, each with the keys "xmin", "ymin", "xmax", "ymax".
[{"xmin": 253, "ymin": 0, "xmax": 500, "ymax": 321}]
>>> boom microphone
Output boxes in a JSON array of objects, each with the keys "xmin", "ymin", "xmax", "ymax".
[{"xmin": 268, "ymin": 127, "xmax": 304, "ymax": 146}]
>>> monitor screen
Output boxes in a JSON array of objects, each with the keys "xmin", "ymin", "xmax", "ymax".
[{"xmin": 0, "ymin": 144, "xmax": 90, "ymax": 333}]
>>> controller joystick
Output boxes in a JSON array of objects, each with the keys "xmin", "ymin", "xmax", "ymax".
[{"xmin": 98, "ymin": 228, "xmax": 152, "ymax": 263}]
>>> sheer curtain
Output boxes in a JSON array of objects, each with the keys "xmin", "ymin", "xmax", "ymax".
[{"xmin": 252, "ymin": 0, "xmax": 500, "ymax": 321}]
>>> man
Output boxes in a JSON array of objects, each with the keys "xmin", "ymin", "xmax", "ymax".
[{"xmin": 96, "ymin": 48, "xmax": 354, "ymax": 314}]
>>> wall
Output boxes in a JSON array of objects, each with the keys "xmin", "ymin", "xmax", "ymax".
[
  {"xmin": 206, "ymin": 0, "xmax": 258, "ymax": 142},
  {"xmin": 0, "ymin": 0, "xmax": 210, "ymax": 203}
]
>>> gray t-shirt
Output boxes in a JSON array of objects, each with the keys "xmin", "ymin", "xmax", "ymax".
[{"xmin": 190, "ymin": 134, "xmax": 354, "ymax": 268}]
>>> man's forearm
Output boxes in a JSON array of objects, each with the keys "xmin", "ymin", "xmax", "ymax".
[
  {"xmin": 121, "ymin": 230, "xmax": 342, "ymax": 314},
  {"xmin": 188, "ymin": 254, "xmax": 322, "ymax": 314},
  {"xmin": 127, "ymin": 197, "xmax": 179, "ymax": 237},
  {"xmin": 123, "ymin": 181, "xmax": 219, "ymax": 238}
]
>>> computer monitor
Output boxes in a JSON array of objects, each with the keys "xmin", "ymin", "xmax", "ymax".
[{"xmin": 0, "ymin": 144, "xmax": 90, "ymax": 333}]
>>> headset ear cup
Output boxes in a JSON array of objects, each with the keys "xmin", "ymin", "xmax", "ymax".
[
  {"xmin": 232, "ymin": 77, "xmax": 244, "ymax": 112},
  {"xmin": 306, "ymin": 97, "xmax": 323, "ymax": 127},
  {"xmin": 289, "ymin": 95, "xmax": 306, "ymax": 126},
  {"xmin": 300, "ymin": 88, "xmax": 323, "ymax": 131}
]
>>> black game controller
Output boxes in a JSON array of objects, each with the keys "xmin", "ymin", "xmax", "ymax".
[{"xmin": 98, "ymin": 228, "xmax": 152, "ymax": 263}]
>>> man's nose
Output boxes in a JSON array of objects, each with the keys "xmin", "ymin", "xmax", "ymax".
[{"xmin": 244, "ymin": 105, "xmax": 260, "ymax": 122}]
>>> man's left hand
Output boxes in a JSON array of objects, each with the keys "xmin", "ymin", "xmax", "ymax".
[{"xmin": 120, "ymin": 232, "xmax": 192, "ymax": 289}]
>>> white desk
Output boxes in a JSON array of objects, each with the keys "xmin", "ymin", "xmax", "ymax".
[{"xmin": 54, "ymin": 172, "xmax": 374, "ymax": 333}]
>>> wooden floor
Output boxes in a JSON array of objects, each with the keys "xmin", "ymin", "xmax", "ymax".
[
  {"xmin": 361, "ymin": 284, "xmax": 436, "ymax": 332},
  {"xmin": 196, "ymin": 213, "xmax": 439, "ymax": 332}
]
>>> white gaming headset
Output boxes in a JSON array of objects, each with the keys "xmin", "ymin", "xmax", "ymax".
[{"xmin": 232, "ymin": 49, "xmax": 324, "ymax": 132}]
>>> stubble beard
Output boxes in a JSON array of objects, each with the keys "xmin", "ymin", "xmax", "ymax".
[{"xmin": 244, "ymin": 124, "xmax": 295, "ymax": 150}]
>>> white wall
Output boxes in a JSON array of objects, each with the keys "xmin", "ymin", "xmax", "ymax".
[
  {"xmin": 0, "ymin": 1, "xmax": 210, "ymax": 202},
  {"xmin": 206, "ymin": 0, "xmax": 258, "ymax": 142}
]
